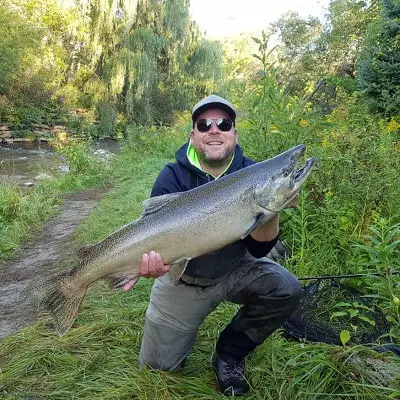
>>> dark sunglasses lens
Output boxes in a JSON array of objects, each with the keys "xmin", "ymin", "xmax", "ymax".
[
  {"xmin": 196, "ymin": 119, "xmax": 212, "ymax": 132},
  {"xmin": 217, "ymin": 118, "xmax": 233, "ymax": 131}
]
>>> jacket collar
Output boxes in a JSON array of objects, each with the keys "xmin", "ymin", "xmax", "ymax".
[{"xmin": 175, "ymin": 141, "xmax": 244, "ymax": 179}]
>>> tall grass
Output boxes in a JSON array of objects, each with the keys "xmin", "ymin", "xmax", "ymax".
[{"xmin": 0, "ymin": 181, "xmax": 62, "ymax": 256}]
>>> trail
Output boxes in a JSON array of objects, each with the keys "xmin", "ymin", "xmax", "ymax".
[{"xmin": 0, "ymin": 188, "xmax": 107, "ymax": 339}]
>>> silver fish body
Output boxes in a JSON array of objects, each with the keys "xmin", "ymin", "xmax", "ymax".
[{"xmin": 29, "ymin": 144, "xmax": 315, "ymax": 336}]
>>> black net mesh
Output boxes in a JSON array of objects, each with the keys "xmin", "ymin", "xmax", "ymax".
[{"xmin": 282, "ymin": 279, "xmax": 391, "ymax": 345}]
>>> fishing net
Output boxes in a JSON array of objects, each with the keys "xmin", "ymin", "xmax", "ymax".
[{"xmin": 282, "ymin": 279, "xmax": 392, "ymax": 347}]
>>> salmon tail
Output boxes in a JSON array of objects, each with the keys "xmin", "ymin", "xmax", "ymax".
[{"xmin": 25, "ymin": 273, "xmax": 87, "ymax": 337}]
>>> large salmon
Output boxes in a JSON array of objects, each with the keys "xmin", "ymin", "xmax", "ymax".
[{"xmin": 28, "ymin": 144, "xmax": 315, "ymax": 336}]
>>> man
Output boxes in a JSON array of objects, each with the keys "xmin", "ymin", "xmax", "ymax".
[{"xmin": 125, "ymin": 95, "xmax": 302, "ymax": 396}]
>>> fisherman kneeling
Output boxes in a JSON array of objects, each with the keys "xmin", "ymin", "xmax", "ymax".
[{"xmin": 123, "ymin": 95, "xmax": 302, "ymax": 396}]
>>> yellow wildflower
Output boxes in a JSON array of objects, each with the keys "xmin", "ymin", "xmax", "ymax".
[
  {"xmin": 387, "ymin": 118, "xmax": 400, "ymax": 133},
  {"xmin": 330, "ymin": 131, "xmax": 341, "ymax": 139},
  {"xmin": 321, "ymin": 137, "xmax": 329, "ymax": 149},
  {"xmin": 270, "ymin": 125, "xmax": 279, "ymax": 133},
  {"xmin": 299, "ymin": 119, "xmax": 309, "ymax": 127}
]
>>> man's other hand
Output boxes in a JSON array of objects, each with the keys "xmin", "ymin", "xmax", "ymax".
[{"xmin": 122, "ymin": 251, "xmax": 170, "ymax": 291}]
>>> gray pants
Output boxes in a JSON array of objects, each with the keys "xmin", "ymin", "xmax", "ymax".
[{"xmin": 139, "ymin": 254, "xmax": 301, "ymax": 371}]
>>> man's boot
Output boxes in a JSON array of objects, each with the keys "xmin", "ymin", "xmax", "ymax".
[{"xmin": 212, "ymin": 353, "xmax": 250, "ymax": 396}]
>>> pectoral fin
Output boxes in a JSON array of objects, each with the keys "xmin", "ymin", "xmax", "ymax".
[
  {"xmin": 105, "ymin": 273, "xmax": 140, "ymax": 289},
  {"xmin": 169, "ymin": 258, "xmax": 190, "ymax": 285}
]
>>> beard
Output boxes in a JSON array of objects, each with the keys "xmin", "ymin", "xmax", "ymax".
[{"xmin": 197, "ymin": 147, "xmax": 234, "ymax": 168}]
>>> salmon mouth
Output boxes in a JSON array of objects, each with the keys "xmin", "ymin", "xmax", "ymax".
[{"xmin": 294, "ymin": 157, "xmax": 315, "ymax": 183}]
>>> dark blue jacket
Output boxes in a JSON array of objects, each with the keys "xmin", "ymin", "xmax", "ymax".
[{"xmin": 151, "ymin": 142, "xmax": 278, "ymax": 285}]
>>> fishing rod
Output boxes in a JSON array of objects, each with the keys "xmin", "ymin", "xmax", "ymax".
[{"xmin": 298, "ymin": 270, "xmax": 400, "ymax": 281}]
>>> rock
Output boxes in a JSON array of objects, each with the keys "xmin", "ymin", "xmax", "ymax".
[
  {"xmin": 94, "ymin": 149, "xmax": 114, "ymax": 162},
  {"xmin": 34, "ymin": 173, "xmax": 53, "ymax": 181},
  {"xmin": 8, "ymin": 138, "xmax": 30, "ymax": 142},
  {"xmin": 23, "ymin": 182, "xmax": 35, "ymax": 187},
  {"xmin": 0, "ymin": 131, "xmax": 12, "ymax": 139},
  {"xmin": 52, "ymin": 125, "xmax": 66, "ymax": 131},
  {"xmin": 31, "ymin": 123, "xmax": 51, "ymax": 130},
  {"xmin": 59, "ymin": 165, "xmax": 70, "ymax": 173},
  {"xmin": 0, "ymin": 125, "xmax": 10, "ymax": 131},
  {"xmin": 56, "ymin": 131, "xmax": 68, "ymax": 142}
]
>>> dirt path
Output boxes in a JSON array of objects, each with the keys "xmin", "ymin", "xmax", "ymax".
[{"xmin": 0, "ymin": 188, "xmax": 107, "ymax": 339}]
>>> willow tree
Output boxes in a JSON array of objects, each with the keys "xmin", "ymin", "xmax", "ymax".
[
  {"xmin": 120, "ymin": 0, "xmax": 222, "ymax": 126},
  {"xmin": 89, "ymin": 0, "xmax": 223, "ymax": 133}
]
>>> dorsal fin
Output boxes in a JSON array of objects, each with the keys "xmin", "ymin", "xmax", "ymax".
[
  {"xmin": 142, "ymin": 192, "xmax": 181, "ymax": 216},
  {"xmin": 76, "ymin": 244, "xmax": 95, "ymax": 259}
]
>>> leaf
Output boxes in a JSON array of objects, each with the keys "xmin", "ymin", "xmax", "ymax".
[
  {"xmin": 358, "ymin": 316, "xmax": 376, "ymax": 326},
  {"xmin": 335, "ymin": 302, "xmax": 352, "ymax": 308},
  {"xmin": 340, "ymin": 330, "xmax": 351, "ymax": 346},
  {"xmin": 350, "ymin": 323, "xmax": 358, "ymax": 332},
  {"xmin": 352, "ymin": 302, "xmax": 373, "ymax": 312},
  {"xmin": 251, "ymin": 37, "xmax": 262, "ymax": 44},
  {"xmin": 330, "ymin": 311, "xmax": 348, "ymax": 320},
  {"xmin": 348, "ymin": 309, "xmax": 359, "ymax": 318}
]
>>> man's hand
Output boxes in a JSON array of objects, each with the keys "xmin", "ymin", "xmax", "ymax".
[
  {"xmin": 122, "ymin": 251, "xmax": 170, "ymax": 291},
  {"xmin": 140, "ymin": 251, "xmax": 170, "ymax": 278}
]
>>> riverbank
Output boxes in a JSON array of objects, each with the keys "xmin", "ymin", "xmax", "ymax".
[{"xmin": 0, "ymin": 187, "xmax": 109, "ymax": 338}]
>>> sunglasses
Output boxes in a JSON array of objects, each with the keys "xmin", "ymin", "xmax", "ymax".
[{"xmin": 196, "ymin": 118, "xmax": 234, "ymax": 133}]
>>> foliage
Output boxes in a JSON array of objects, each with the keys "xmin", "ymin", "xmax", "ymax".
[
  {"xmin": 0, "ymin": 0, "xmax": 222, "ymax": 133},
  {"xmin": 236, "ymin": 38, "xmax": 400, "ymax": 329},
  {"xmin": 236, "ymin": 32, "xmax": 308, "ymax": 161},
  {"xmin": 353, "ymin": 217, "xmax": 400, "ymax": 323},
  {"xmin": 358, "ymin": 0, "xmax": 400, "ymax": 116},
  {"xmin": 270, "ymin": 11, "xmax": 324, "ymax": 96},
  {"xmin": 270, "ymin": 1, "xmax": 377, "ymax": 113},
  {"xmin": 0, "ymin": 0, "xmax": 77, "ymax": 126}
]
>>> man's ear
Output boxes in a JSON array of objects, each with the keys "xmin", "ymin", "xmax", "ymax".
[{"xmin": 189, "ymin": 130, "xmax": 194, "ymax": 140}]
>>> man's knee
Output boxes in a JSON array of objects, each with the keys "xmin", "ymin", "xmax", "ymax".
[
  {"xmin": 262, "ymin": 270, "xmax": 301, "ymax": 306},
  {"xmin": 139, "ymin": 316, "xmax": 195, "ymax": 371},
  {"xmin": 241, "ymin": 267, "xmax": 302, "ymax": 311}
]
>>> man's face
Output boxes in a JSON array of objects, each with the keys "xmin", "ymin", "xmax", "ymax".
[{"xmin": 190, "ymin": 108, "xmax": 238, "ymax": 167}]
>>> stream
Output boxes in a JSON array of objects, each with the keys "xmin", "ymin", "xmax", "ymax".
[{"xmin": 0, "ymin": 139, "xmax": 120, "ymax": 185}]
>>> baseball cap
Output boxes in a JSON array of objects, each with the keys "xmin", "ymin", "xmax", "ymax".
[{"xmin": 191, "ymin": 95, "xmax": 236, "ymax": 122}]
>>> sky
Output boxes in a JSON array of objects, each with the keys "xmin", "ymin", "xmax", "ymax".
[{"xmin": 189, "ymin": 0, "xmax": 331, "ymax": 39}]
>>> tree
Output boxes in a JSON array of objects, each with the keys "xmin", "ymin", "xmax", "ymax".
[{"xmin": 358, "ymin": 0, "xmax": 400, "ymax": 116}]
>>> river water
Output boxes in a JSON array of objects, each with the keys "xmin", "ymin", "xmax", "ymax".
[{"xmin": 0, "ymin": 139, "xmax": 120, "ymax": 185}]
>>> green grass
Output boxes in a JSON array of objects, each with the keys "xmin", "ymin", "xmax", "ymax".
[
  {"xmin": 1, "ymin": 290, "xmax": 399, "ymax": 399},
  {"xmin": 1, "ymin": 110, "xmax": 400, "ymax": 398}
]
